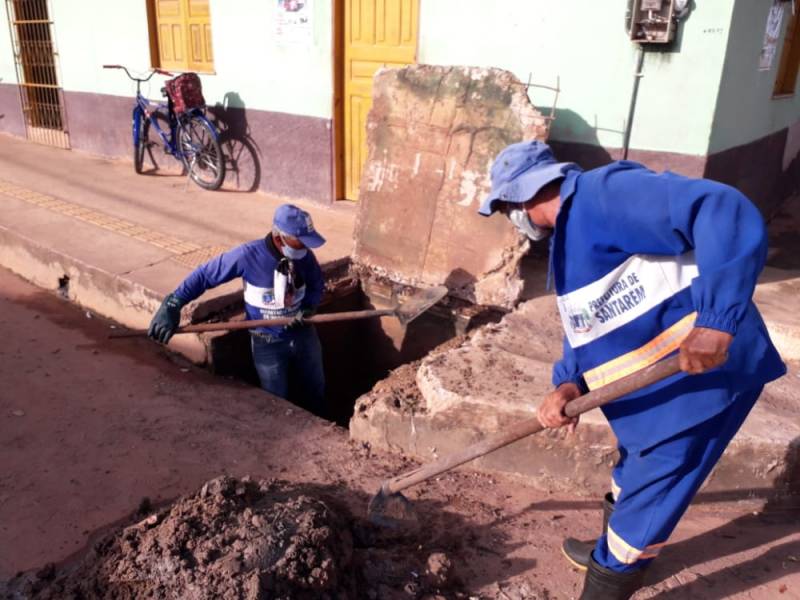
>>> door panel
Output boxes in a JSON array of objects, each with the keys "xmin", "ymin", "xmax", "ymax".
[
  {"xmin": 186, "ymin": 0, "xmax": 213, "ymax": 72},
  {"xmin": 343, "ymin": 0, "xmax": 418, "ymax": 200},
  {"xmin": 155, "ymin": 0, "xmax": 212, "ymax": 72},
  {"xmin": 155, "ymin": 0, "xmax": 185, "ymax": 70}
]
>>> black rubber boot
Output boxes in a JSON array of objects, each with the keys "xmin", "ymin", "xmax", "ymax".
[
  {"xmin": 562, "ymin": 492, "xmax": 615, "ymax": 570},
  {"xmin": 579, "ymin": 556, "xmax": 646, "ymax": 600}
]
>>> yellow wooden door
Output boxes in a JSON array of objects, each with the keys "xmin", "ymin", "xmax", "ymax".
[
  {"xmin": 774, "ymin": 11, "xmax": 800, "ymax": 96},
  {"xmin": 154, "ymin": 0, "xmax": 185, "ymax": 71},
  {"xmin": 186, "ymin": 0, "xmax": 213, "ymax": 73},
  {"xmin": 154, "ymin": 0, "xmax": 213, "ymax": 72},
  {"xmin": 343, "ymin": 0, "xmax": 418, "ymax": 200}
]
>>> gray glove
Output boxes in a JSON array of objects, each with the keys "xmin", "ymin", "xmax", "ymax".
[
  {"xmin": 284, "ymin": 308, "xmax": 315, "ymax": 331},
  {"xmin": 148, "ymin": 293, "xmax": 186, "ymax": 344}
]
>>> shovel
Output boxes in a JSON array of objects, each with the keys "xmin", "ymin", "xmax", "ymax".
[
  {"xmin": 109, "ymin": 285, "xmax": 448, "ymax": 339},
  {"xmin": 367, "ymin": 354, "xmax": 682, "ymax": 528}
]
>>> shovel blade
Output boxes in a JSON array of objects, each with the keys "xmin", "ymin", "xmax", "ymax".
[
  {"xmin": 395, "ymin": 285, "xmax": 448, "ymax": 326},
  {"xmin": 367, "ymin": 489, "xmax": 418, "ymax": 529}
]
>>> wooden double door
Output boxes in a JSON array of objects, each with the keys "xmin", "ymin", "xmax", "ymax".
[{"xmin": 339, "ymin": 0, "xmax": 419, "ymax": 200}]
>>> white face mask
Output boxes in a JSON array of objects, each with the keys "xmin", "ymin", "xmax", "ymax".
[
  {"xmin": 508, "ymin": 207, "xmax": 550, "ymax": 241},
  {"xmin": 278, "ymin": 235, "xmax": 308, "ymax": 260}
]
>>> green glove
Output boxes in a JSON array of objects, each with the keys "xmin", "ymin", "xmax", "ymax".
[
  {"xmin": 148, "ymin": 293, "xmax": 186, "ymax": 344},
  {"xmin": 285, "ymin": 307, "xmax": 316, "ymax": 331}
]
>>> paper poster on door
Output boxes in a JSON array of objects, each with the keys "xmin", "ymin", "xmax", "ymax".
[
  {"xmin": 759, "ymin": 0, "xmax": 786, "ymax": 71},
  {"xmin": 275, "ymin": 0, "xmax": 313, "ymax": 47}
]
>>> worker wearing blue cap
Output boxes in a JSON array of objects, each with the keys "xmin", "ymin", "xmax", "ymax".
[
  {"xmin": 148, "ymin": 203, "xmax": 327, "ymax": 416},
  {"xmin": 480, "ymin": 141, "xmax": 785, "ymax": 599}
]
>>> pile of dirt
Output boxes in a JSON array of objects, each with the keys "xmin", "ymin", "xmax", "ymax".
[
  {"xmin": 353, "ymin": 333, "xmax": 471, "ymax": 417},
  {"xmin": 5, "ymin": 476, "xmax": 465, "ymax": 600},
  {"xmin": 357, "ymin": 359, "xmax": 426, "ymax": 414}
]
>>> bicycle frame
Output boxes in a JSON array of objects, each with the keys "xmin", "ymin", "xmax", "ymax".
[
  {"xmin": 105, "ymin": 64, "xmax": 220, "ymax": 164},
  {"xmin": 133, "ymin": 93, "xmax": 178, "ymax": 155},
  {"xmin": 134, "ymin": 92, "xmax": 220, "ymax": 163},
  {"xmin": 104, "ymin": 64, "xmax": 225, "ymax": 189}
]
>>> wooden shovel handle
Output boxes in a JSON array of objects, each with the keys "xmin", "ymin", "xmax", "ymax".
[
  {"xmin": 381, "ymin": 354, "xmax": 682, "ymax": 496},
  {"xmin": 109, "ymin": 308, "xmax": 397, "ymax": 338}
]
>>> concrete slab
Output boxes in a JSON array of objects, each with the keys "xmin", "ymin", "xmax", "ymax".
[
  {"xmin": 759, "ymin": 192, "xmax": 800, "ymax": 361},
  {"xmin": 0, "ymin": 133, "xmax": 356, "ymax": 365},
  {"xmin": 754, "ymin": 268, "xmax": 800, "ymax": 361},
  {"xmin": 352, "ymin": 294, "xmax": 800, "ymax": 497},
  {"xmin": 353, "ymin": 66, "xmax": 549, "ymax": 309}
]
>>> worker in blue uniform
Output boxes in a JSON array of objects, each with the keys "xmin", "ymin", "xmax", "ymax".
[
  {"xmin": 479, "ymin": 140, "xmax": 785, "ymax": 599},
  {"xmin": 148, "ymin": 203, "xmax": 327, "ymax": 416}
]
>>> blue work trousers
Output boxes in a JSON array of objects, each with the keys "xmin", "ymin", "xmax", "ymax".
[
  {"xmin": 250, "ymin": 325, "xmax": 326, "ymax": 417},
  {"xmin": 594, "ymin": 386, "xmax": 763, "ymax": 572}
]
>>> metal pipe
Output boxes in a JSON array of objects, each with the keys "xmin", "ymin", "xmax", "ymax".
[{"xmin": 622, "ymin": 45, "xmax": 646, "ymax": 160}]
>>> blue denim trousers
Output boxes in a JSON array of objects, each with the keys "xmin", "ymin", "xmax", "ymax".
[
  {"xmin": 250, "ymin": 325, "xmax": 326, "ymax": 417},
  {"xmin": 594, "ymin": 386, "xmax": 762, "ymax": 572}
]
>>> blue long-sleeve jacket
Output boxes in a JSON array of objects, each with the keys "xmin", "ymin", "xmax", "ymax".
[
  {"xmin": 174, "ymin": 235, "xmax": 324, "ymax": 338},
  {"xmin": 550, "ymin": 161, "xmax": 785, "ymax": 450}
]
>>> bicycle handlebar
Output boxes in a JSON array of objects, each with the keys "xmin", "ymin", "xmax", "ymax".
[{"xmin": 102, "ymin": 65, "xmax": 173, "ymax": 82}]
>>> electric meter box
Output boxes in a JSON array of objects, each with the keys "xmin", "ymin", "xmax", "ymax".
[{"xmin": 629, "ymin": 0, "xmax": 677, "ymax": 44}]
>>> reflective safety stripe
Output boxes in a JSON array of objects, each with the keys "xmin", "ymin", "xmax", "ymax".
[
  {"xmin": 611, "ymin": 478, "xmax": 622, "ymax": 502},
  {"xmin": 607, "ymin": 526, "xmax": 667, "ymax": 564},
  {"xmin": 243, "ymin": 280, "xmax": 305, "ymax": 311},
  {"xmin": 583, "ymin": 312, "xmax": 696, "ymax": 390},
  {"xmin": 557, "ymin": 252, "xmax": 698, "ymax": 348}
]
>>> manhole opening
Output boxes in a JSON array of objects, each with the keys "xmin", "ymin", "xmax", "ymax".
[{"xmin": 208, "ymin": 275, "xmax": 488, "ymax": 426}]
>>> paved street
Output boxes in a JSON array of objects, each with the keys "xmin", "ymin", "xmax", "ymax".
[{"xmin": 1, "ymin": 267, "xmax": 798, "ymax": 598}]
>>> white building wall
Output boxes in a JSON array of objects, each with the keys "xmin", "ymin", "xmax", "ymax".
[
  {"xmin": 417, "ymin": 0, "xmax": 736, "ymax": 157},
  {"xmin": 0, "ymin": 3, "xmax": 18, "ymax": 83},
  {"xmin": 48, "ymin": 0, "xmax": 333, "ymax": 120}
]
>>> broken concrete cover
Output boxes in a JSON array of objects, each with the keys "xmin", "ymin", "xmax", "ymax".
[
  {"xmin": 416, "ymin": 296, "xmax": 567, "ymax": 416},
  {"xmin": 351, "ymin": 296, "xmax": 800, "ymax": 497},
  {"xmin": 352, "ymin": 65, "xmax": 549, "ymax": 309},
  {"xmin": 351, "ymin": 297, "xmax": 621, "ymax": 495}
]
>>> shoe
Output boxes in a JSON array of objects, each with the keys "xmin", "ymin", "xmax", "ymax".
[
  {"xmin": 562, "ymin": 492, "xmax": 615, "ymax": 570},
  {"xmin": 579, "ymin": 556, "xmax": 646, "ymax": 600}
]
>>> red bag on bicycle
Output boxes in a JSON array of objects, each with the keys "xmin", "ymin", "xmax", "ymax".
[{"xmin": 165, "ymin": 72, "xmax": 205, "ymax": 114}]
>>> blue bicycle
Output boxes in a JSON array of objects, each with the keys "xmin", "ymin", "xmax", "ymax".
[{"xmin": 103, "ymin": 65, "xmax": 225, "ymax": 190}]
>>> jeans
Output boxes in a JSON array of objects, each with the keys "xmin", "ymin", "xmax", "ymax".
[{"xmin": 250, "ymin": 325, "xmax": 326, "ymax": 417}]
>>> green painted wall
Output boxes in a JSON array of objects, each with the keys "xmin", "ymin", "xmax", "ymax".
[
  {"xmin": 207, "ymin": 0, "xmax": 332, "ymax": 119},
  {"xmin": 710, "ymin": 0, "xmax": 800, "ymax": 154},
  {"xmin": 0, "ymin": 3, "xmax": 18, "ymax": 84},
  {"xmin": 418, "ymin": 0, "xmax": 736, "ymax": 157},
  {"xmin": 4, "ymin": 1, "xmax": 796, "ymax": 158},
  {"xmin": 48, "ymin": 0, "xmax": 333, "ymax": 120},
  {"xmin": 49, "ymin": 1, "xmax": 152, "ymax": 97}
]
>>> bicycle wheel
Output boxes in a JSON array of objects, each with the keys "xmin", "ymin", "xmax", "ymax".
[
  {"xmin": 132, "ymin": 109, "xmax": 146, "ymax": 174},
  {"xmin": 178, "ymin": 114, "xmax": 225, "ymax": 190},
  {"xmin": 142, "ymin": 112, "xmax": 186, "ymax": 175}
]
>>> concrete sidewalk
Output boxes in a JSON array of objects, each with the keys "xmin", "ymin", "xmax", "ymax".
[{"xmin": 0, "ymin": 134, "xmax": 356, "ymax": 361}]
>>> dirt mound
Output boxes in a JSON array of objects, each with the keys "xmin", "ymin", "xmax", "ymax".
[
  {"xmin": 13, "ymin": 476, "xmax": 354, "ymax": 599},
  {"xmin": 6, "ymin": 477, "xmax": 465, "ymax": 600}
]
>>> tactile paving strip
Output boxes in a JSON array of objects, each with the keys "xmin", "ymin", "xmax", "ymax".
[
  {"xmin": 170, "ymin": 245, "xmax": 230, "ymax": 269},
  {"xmin": 0, "ymin": 178, "xmax": 229, "ymax": 269}
]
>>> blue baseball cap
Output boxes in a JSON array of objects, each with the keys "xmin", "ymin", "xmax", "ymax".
[
  {"xmin": 273, "ymin": 204, "xmax": 326, "ymax": 248},
  {"xmin": 478, "ymin": 140, "xmax": 577, "ymax": 216}
]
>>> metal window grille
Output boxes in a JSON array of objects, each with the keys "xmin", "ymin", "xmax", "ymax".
[{"xmin": 5, "ymin": 0, "xmax": 69, "ymax": 148}]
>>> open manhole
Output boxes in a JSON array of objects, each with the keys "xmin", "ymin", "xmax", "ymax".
[{"xmin": 205, "ymin": 266, "xmax": 504, "ymax": 426}]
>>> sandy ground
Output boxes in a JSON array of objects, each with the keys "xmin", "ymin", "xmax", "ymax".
[{"xmin": 1, "ymin": 266, "xmax": 799, "ymax": 599}]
